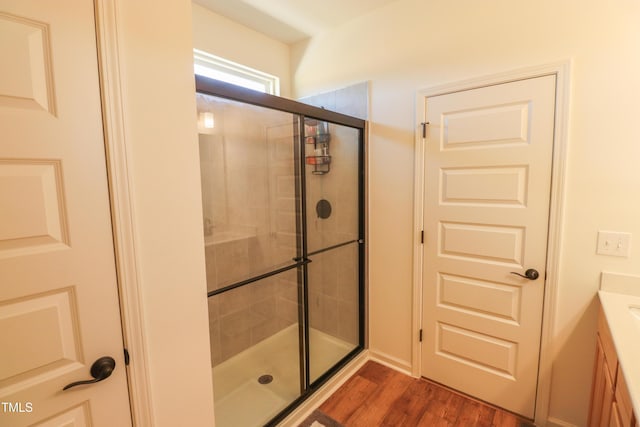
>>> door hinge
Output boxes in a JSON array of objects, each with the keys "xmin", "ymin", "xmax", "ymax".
[
  {"xmin": 421, "ymin": 230, "xmax": 424, "ymax": 244},
  {"xmin": 419, "ymin": 329, "xmax": 423, "ymax": 342},
  {"xmin": 420, "ymin": 122, "xmax": 430, "ymax": 138},
  {"xmin": 124, "ymin": 348, "xmax": 130, "ymax": 366}
]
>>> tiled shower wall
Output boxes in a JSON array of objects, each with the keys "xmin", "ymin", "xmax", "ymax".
[
  {"xmin": 301, "ymin": 83, "xmax": 368, "ymax": 347},
  {"xmin": 305, "ymin": 123, "xmax": 360, "ymax": 346},
  {"xmin": 198, "ymin": 98, "xmax": 300, "ymax": 366}
]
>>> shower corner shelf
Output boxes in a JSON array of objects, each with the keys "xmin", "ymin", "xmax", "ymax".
[
  {"xmin": 305, "ymin": 133, "xmax": 331, "ymax": 145},
  {"xmin": 305, "ymin": 155, "xmax": 331, "ymax": 175},
  {"xmin": 305, "ymin": 119, "xmax": 331, "ymax": 175}
]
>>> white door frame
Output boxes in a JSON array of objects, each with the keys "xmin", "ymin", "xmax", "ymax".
[
  {"xmin": 411, "ymin": 62, "xmax": 571, "ymax": 424},
  {"xmin": 94, "ymin": 1, "xmax": 154, "ymax": 425}
]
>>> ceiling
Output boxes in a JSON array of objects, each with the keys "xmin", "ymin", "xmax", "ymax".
[{"xmin": 193, "ymin": 0, "xmax": 399, "ymax": 44}]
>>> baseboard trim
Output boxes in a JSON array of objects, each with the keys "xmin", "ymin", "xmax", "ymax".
[
  {"xmin": 278, "ymin": 350, "xmax": 370, "ymax": 426},
  {"xmin": 546, "ymin": 416, "xmax": 578, "ymax": 427},
  {"xmin": 368, "ymin": 350, "xmax": 414, "ymax": 377}
]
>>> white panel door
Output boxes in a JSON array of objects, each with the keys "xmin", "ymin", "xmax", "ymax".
[
  {"xmin": 0, "ymin": 1, "xmax": 132, "ymax": 426},
  {"xmin": 421, "ymin": 75, "xmax": 556, "ymax": 418}
]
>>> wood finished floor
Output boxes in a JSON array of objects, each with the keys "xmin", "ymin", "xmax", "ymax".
[{"xmin": 319, "ymin": 361, "xmax": 534, "ymax": 427}]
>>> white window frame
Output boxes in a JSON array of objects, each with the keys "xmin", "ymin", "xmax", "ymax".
[{"xmin": 193, "ymin": 49, "xmax": 280, "ymax": 95}]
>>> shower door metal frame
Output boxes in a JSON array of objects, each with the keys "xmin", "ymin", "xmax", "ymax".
[{"xmin": 196, "ymin": 75, "xmax": 366, "ymax": 426}]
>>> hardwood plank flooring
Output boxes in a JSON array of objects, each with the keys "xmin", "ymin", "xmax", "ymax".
[{"xmin": 319, "ymin": 361, "xmax": 534, "ymax": 427}]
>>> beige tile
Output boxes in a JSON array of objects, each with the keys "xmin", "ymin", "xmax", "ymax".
[
  {"xmin": 204, "ymin": 247, "xmax": 218, "ymax": 292},
  {"xmin": 277, "ymin": 279, "xmax": 299, "ymax": 304},
  {"xmin": 308, "ymin": 291, "xmax": 323, "ymax": 330},
  {"xmin": 337, "ymin": 250, "xmax": 360, "ymax": 303},
  {"xmin": 277, "ymin": 317, "xmax": 296, "ymax": 330},
  {"xmin": 276, "ymin": 231, "xmax": 297, "ymax": 250},
  {"xmin": 338, "ymin": 275, "xmax": 359, "ymax": 304},
  {"xmin": 217, "ymin": 286, "xmax": 251, "ymax": 316},
  {"xmin": 267, "ymin": 122, "xmax": 295, "ymax": 140},
  {"xmin": 220, "ymin": 328, "xmax": 251, "ymax": 362},
  {"xmin": 307, "ymin": 263, "xmax": 323, "ymax": 293},
  {"xmin": 277, "ymin": 296, "xmax": 300, "ymax": 325},
  {"xmin": 208, "ymin": 296, "xmax": 220, "ymax": 320},
  {"xmin": 220, "ymin": 308, "xmax": 264, "ymax": 336},
  {"xmin": 251, "ymin": 295, "xmax": 277, "ymax": 318},
  {"xmin": 276, "ymin": 197, "xmax": 297, "ymax": 212},
  {"xmin": 276, "ymin": 211, "xmax": 297, "ymax": 234},
  {"xmin": 277, "ymin": 175, "xmax": 296, "ymax": 198},
  {"xmin": 321, "ymin": 295, "xmax": 339, "ymax": 337},
  {"xmin": 209, "ymin": 319, "xmax": 222, "ymax": 366},
  {"xmin": 337, "ymin": 300, "xmax": 359, "ymax": 345},
  {"xmin": 273, "ymin": 138, "xmax": 295, "ymax": 162},
  {"xmin": 251, "ymin": 317, "xmax": 283, "ymax": 346}
]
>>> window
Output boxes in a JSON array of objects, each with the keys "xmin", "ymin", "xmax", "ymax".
[{"xmin": 193, "ymin": 49, "xmax": 280, "ymax": 95}]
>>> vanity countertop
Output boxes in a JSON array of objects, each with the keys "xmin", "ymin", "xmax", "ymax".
[{"xmin": 598, "ymin": 289, "xmax": 640, "ymax": 419}]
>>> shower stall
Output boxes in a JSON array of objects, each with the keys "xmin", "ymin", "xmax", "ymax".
[{"xmin": 195, "ymin": 76, "xmax": 365, "ymax": 426}]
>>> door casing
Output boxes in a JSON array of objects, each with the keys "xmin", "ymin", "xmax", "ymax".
[
  {"xmin": 94, "ymin": 1, "xmax": 217, "ymax": 425},
  {"xmin": 412, "ymin": 62, "xmax": 571, "ymax": 425},
  {"xmin": 94, "ymin": 1, "xmax": 153, "ymax": 425}
]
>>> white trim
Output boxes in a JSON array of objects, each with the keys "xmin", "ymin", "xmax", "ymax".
[
  {"xmin": 411, "ymin": 95, "xmax": 426, "ymax": 378},
  {"xmin": 535, "ymin": 60, "xmax": 571, "ymax": 426},
  {"xmin": 193, "ymin": 49, "xmax": 280, "ymax": 95},
  {"xmin": 546, "ymin": 417, "xmax": 578, "ymax": 427},
  {"xmin": 363, "ymin": 95, "xmax": 371, "ymax": 351},
  {"xmin": 94, "ymin": 1, "xmax": 154, "ymax": 425},
  {"xmin": 411, "ymin": 61, "xmax": 571, "ymax": 426}
]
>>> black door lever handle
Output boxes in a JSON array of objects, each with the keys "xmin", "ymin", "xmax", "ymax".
[
  {"xmin": 63, "ymin": 357, "xmax": 116, "ymax": 390},
  {"xmin": 510, "ymin": 269, "xmax": 540, "ymax": 280}
]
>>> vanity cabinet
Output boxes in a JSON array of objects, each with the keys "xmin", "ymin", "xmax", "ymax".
[{"xmin": 589, "ymin": 307, "xmax": 637, "ymax": 427}]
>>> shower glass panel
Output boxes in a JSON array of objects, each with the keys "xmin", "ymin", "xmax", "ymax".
[
  {"xmin": 196, "ymin": 94, "xmax": 300, "ymax": 293},
  {"xmin": 208, "ymin": 273, "xmax": 302, "ymax": 427},
  {"xmin": 196, "ymin": 76, "xmax": 365, "ymax": 427},
  {"xmin": 305, "ymin": 122, "xmax": 360, "ymax": 253},
  {"xmin": 304, "ymin": 121, "xmax": 361, "ymax": 384},
  {"xmin": 307, "ymin": 243, "xmax": 360, "ymax": 383}
]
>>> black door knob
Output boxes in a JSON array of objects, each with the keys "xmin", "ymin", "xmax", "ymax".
[
  {"xmin": 63, "ymin": 356, "xmax": 116, "ymax": 390},
  {"xmin": 510, "ymin": 268, "xmax": 540, "ymax": 280}
]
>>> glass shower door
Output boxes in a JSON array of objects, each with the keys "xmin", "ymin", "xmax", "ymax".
[
  {"xmin": 196, "ymin": 75, "xmax": 365, "ymax": 426},
  {"xmin": 197, "ymin": 93, "xmax": 304, "ymax": 427},
  {"xmin": 304, "ymin": 120, "xmax": 362, "ymax": 384}
]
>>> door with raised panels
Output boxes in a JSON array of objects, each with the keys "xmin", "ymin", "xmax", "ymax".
[
  {"xmin": 420, "ymin": 75, "xmax": 556, "ymax": 418},
  {"xmin": 0, "ymin": 1, "xmax": 132, "ymax": 426}
]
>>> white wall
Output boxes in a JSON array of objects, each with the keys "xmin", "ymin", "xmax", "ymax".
[
  {"xmin": 112, "ymin": 1, "xmax": 215, "ymax": 425},
  {"xmin": 192, "ymin": 3, "xmax": 292, "ymax": 97},
  {"xmin": 292, "ymin": 0, "xmax": 640, "ymax": 425}
]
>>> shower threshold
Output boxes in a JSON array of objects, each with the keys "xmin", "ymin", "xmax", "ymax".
[{"xmin": 212, "ymin": 323, "xmax": 354, "ymax": 427}]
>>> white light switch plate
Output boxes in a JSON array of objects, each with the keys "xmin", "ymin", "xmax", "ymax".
[{"xmin": 597, "ymin": 231, "xmax": 631, "ymax": 257}]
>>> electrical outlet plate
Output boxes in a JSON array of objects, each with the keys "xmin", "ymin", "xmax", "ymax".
[{"xmin": 597, "ymin": 231, "xmax": 632, "ymax": 257}]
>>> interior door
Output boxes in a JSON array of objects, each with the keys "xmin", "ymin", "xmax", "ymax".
[
  {"xmin": 420, "ymin": 75, "xmax": 556, "ymax": 418},
  {"xmin": 0, "ymin": 1, "xmax": 132, "ymax": 426}
]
